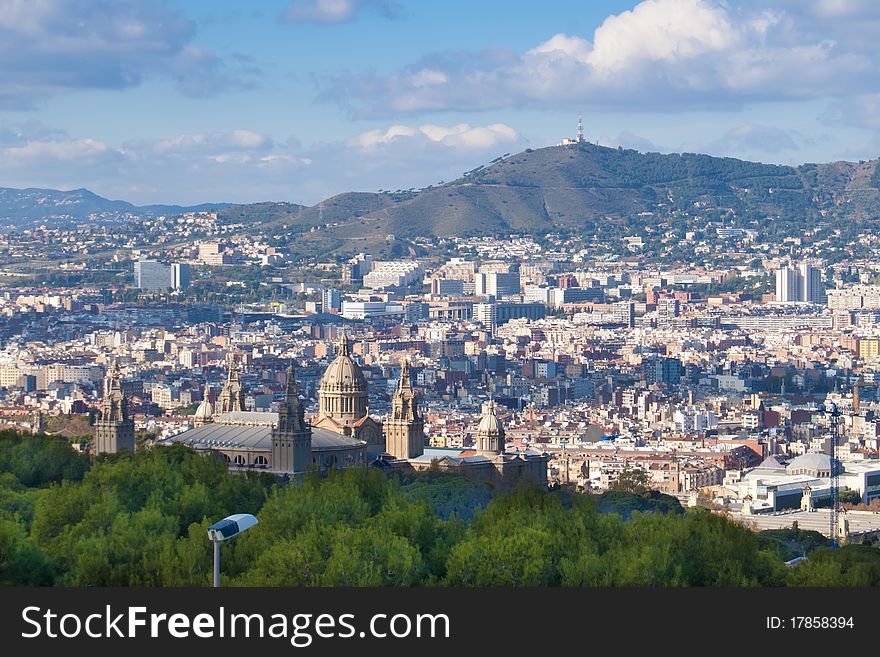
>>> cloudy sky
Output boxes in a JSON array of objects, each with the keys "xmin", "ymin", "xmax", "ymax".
[{"xmin": 2, "ymin": 0, "xmax": 880, "ymax": 205}]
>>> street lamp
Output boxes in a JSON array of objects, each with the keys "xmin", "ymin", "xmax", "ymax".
[{"xmin": 207, "ymin": 513, "xmax": 259, "ymax": 588}]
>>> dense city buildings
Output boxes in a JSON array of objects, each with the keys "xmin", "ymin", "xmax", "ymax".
[{"xmin": 4, "ymin": 147, "xmax": 880, "ymax": 539}]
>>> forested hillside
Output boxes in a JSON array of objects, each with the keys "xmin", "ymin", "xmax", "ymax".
[
  {"xmin": 219, "ymin": 143, "xmax": 880, "ymax": 256},
  {"xmin": 1, "ymin": 432, "xmax": 877, "ymax": 587}
]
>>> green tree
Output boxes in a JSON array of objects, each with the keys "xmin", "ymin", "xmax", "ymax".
[
  {"xmin": 609, "ymin": 467, "xmax": 651, "ymax": 494},
  {"xmin": 0, "ymin": 513, "xmax": 55, "ymax": 585}
]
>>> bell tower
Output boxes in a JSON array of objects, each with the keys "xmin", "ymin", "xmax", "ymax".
[
  {"xmin": 216, "ymin": 354, "xmax": 245, "ymax": 414},
  {"xmin": 384, "ymin": 360, "xmax": 424, "ymax": 459},
  {"xmin": 95, "ymin": 361, "xmax": 135, "ymax": 454},
  {"xmin": 272, "ymin": 363, "xmax": 312, "ymax": 474}
]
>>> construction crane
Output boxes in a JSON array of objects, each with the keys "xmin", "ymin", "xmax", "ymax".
[{"xmin": 823, "ymin": 402, "xmax": 841, "ymax": 547}]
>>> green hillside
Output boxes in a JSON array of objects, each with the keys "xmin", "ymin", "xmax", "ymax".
[
  {"xmin": 224, "ymin": 143, "xmax": 880, "ymax": 254},
  {"xmin": 3, "ymin": 432, "xmax": 879, "ymax": 587}
]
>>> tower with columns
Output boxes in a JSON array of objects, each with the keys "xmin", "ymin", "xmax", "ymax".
[
  {"xmin": 95, "ymin": 361, "xmax": 135, "ymax": 454},
  {"xmin": 384, "ymin": 360, "xmax": 424, "ymax": 460}
]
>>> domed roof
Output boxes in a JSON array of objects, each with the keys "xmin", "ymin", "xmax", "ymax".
[
  {"xmin": 321, "ymin": 332, "xmax": 367, "ymax": 393},
  {"xmin": 476, "ymin": 400, "xmax": 504, "ymax": 438},
  {"xmin": 194, "ymin": 386, "xmax": 214, "ymax": 421}
]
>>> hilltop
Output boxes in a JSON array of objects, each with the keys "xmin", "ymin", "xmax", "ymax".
[
  {"xmin": 5, "ymin": 143, "xmax": 880, "ymax": 246},
  {"xmin": 227, "ymin": 143, "xmax": 880, "ymax": 254}
]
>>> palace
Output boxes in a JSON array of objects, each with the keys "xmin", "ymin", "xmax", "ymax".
[{"xmin": 153, "ymin": 334, "xmax": 548, "ymax": 488}]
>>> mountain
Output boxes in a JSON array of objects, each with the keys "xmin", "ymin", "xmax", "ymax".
[
  {"xmin": 0, "ymin": 187, "xmax": 231, "ymax": 226},
  {"xmin": 239, "ymin": 143, "xmax": 880, "ymax": 254},
  {"xmin": 348, "ymin": 144, "xmax": 880, "ymax": 239},
  {"xmin": 5, "ymin": 143, "xmax": 880, "ymax": 242}
]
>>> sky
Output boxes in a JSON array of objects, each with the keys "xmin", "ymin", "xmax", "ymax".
[{"xmin": 2, "ymin": 0, "xmax": 880, "ymax": 206}]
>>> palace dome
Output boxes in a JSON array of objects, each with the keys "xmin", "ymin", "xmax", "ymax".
[
  {"xmin": 477, "ymin": 401, "xmax": 505, "ymax": 439},
  {"xmin": 194, "ymin": 385, "xmax": 214, "ymax": 422},
  {"xmin": 320, "ymin": 333, "xmax": 367, "ymax": 394}
]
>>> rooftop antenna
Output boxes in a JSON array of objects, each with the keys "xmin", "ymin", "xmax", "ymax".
[{"xmin": 576, "ymin": 114, "xmax": 585, "ymax": 143}]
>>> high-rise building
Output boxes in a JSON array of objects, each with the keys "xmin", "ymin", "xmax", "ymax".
[
  {"xmin": 799, "ymin": 262, "xmax": 825, "ymax": 304},
  {"xmin": 613, "ymin": 301, "xmax": 636, "ymax": 328},
  {"xmin": 475, "ymin": 271, "xmax": 521, "ymax": 299},
  {"xmin": 475, "ymin": 301, "xmax": 545, "ymax": 327},
  {"xmin": 775, "ymin": 265, "xmax": 800, "ymax": 302},
  {"xmin": 649, "ymin": 357, "xmax": 683, "ymax": 385},
  {"xmin": 404, "ymin": 302, "xmax": 430, "ymax": 323},
  {"xmin": 657, "ymin": 297, "xmax": 680, "ymax": 320},
  {"xmin": 171, "ymin": 263, "xmax": 191, "ymax": 290},
  {"xmin": 549, "ymin": 287, "xmax": 606, "ymax": 307},
  {"xmin": 321, "ymin": 288, "xmax": 342, "ymax": 313},
  {"xmin": 341, "ymin": 253, "xmax": 373, "ymax": 285},
  {"xmin": 776, "ymin": 262, "xmax": 825, "ymax": 303},
  {"xmin": 134, "ymin": 259, "xmax": 171, "ymax": 292},
  {"xmin": 473, "ymin": 302, "xmax": 497, "ymax": 329}
]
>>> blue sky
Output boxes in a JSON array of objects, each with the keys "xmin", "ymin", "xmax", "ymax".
[{"xmin": 1, "ymin": 0, "xmax": 880, "ymax": 205}]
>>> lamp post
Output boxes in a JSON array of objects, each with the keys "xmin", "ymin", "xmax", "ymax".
[{"xmin": 207, "ymin": 513, "xmax": 259, "ymax": 588}]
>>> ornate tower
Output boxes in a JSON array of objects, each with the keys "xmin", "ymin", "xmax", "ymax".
[
  {"xmin": 94, "ymin": 361, "xmax": 135, "ymax": 454},
  {"xmin": 384, "ymin": 360, "xmax": 424, "ymax": 459},
  {"xmin": 216, "ymin": 354, "xmax": 245, "ymax": 413},
  {"xmin": 317, "ymin": 332, "xmax": 368, "ymax": 428},
  {"xmin": 272, "ymin": 364, "xmax": 312, "ymax": 474},
  {"xmin": 475, "ymin": 400, "xmax": 505, "ymax": 456}
]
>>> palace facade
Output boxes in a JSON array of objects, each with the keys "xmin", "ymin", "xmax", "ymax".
[{"xmin": 150, "ymin": 334, "xmax": 547, "ymax": 488}]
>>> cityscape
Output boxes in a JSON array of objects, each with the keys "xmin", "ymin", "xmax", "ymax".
[{"xmin": 2, "ymin": 0, "xmax": 880, "ymax": 598}]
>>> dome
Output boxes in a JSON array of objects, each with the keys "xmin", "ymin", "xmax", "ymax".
[
  {"xmin": 320, "ymin": 333, "xmax": 367, "ymax": 393},
  {"xmin": 477, "ymin": 401, "xmax": 505, "ymax": 438},
  {"xmin": 475, "ymin": 401, "xmax": 505, "ymax": 455},
  {"xmin": 194, "ymin": 390, "xmax": 214, "ymax": 422}
]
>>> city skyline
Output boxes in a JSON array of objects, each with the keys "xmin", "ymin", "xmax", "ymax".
[{"xmin": 2, "ymin": 0, "xmax": 880, "ymax": 205}]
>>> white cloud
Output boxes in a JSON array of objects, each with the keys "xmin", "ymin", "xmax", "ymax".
[
  {"xmin": 141, "ymin": 130, "xmax": 273, "ymax": 156},
  {"xmin": 0, "ymin": 123, "xmax": 526, "ymax": 205},
  {"xmin": 347, "ymin": 122, "xmax": 520, "ymax": 152},
  {"xmin": 5, "ymin": 138, "xmax": 109, "ymax": 162},
  {"xmin": 527, "ymin": 34, "xmax": 592, "ymax": 63},
  {"xmin": 280, "ymin": 0, "xmax": 400, "ymax": 24},
  {"xmin": 0, "ymin": 0, "xmax": 257, "ymax": 108},
  {"xmin": 585, "ymin": 0, "xmax": 738, "ymax": 74},
  {"xmin": 320, "ymin": 0, "xmax": 880, "ymax": 116},
  {"xmin": 408, "ymin": 69, "xmax": 448, "ymax": 88}
]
